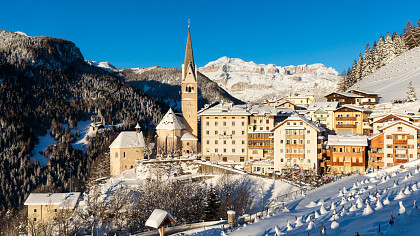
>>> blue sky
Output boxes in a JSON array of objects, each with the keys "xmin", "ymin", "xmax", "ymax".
[{"xmin": 1, "ymin": 0, "xmax": 419, "ymax": 72}]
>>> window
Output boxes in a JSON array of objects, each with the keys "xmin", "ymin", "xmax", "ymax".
[
  {"xmin": 355, "ymin": 114, "xmax": 360, "ymax": 118},
  {"xmin": 215, "ymin": 122, "xmax": 218, "ymax": 126},
  {"xmin": 232, "ymin": 122, "xmax": 235, "ymax": 126},
  {"xmin": 223, "ymin": 131, "xmax": 227, "ymax": 135},
  {"xmin": 206, "ymin": 131, "xmax": 209, "ymax": 135},
  {"xmin": 299, "ymin": 149, "xmax": 304, "ymax": 154},
  {"xmin": 115, "ymin": 152, "xmax": 118, "ymax": 158},
  {"xmin": 398, "ymin": 126, "xmax": 402, "ymax": 130},
  {"xmin": 223, "ymin": 122, "xmax": 226, "ymax": 126},
  {"xmin": 287, "ymin": 122, "xmax": 290, "ymax": 125},
  {"xmin": 281, "ymin": 158, "xmax": 284, "ymax": 162},
  {"xmin": 34, "ymin": 209, "xmax": 37, "ymax": 213},
  {"xmin": 242, "ymin": 149, "xmax": 245, "ymax": 153},
  {"xmin": 215, "ymin": 148, "xmax": 218, "ymax": 152},
  {"xmin": 54, "ymin": 209, "xmax": 58, "ymax": 212},
  {"xmin": 286, "ymin": 139, "xmax": 290, "ymax": 144},
  {"xmin": 293, "ymin": 139, "xmax": 297, "ymax": 144},
  {"xmin": 187, "ymin": 142, "xmax": 190, "ymax": 146},
  {"xmin": 307, "ymin": 130, "xmax": 310, "ymax": 134},
  {"xmin": 300, "ymin": 139, "xmax": 304, "ymax": 144},
  {"xmin": 307, "ymin": 140, "xmax": 310, "ymax": 144},
  {"xmin": 34, "ymin": 218, "xmax": 37, "ymax": 222},
  {"xmin": 286, "ymin": 130, "xmax": 290, "ymax": 135},
  {"xmin": 386, "ymin": 135, "xmax": 392, "ymax": 139},
  {"xmin": 206, "ymin": 140, "xmax": 209, "ymax": 144},
  {"xmin": 260, "ymin": 120, "xmax": 262, "ymax": 123},
  {"xmin": 215, "ymin": 140, "xmax": 218, "ymax": 144},
  {"xmin": 307, "ymin": 159, "xmax": 311, "ymax": 163},
  {"xmin": 215, "ymin": 131, "xmax": 218, "ymax": 135},
  {"xmin": 242, "ymin": 131, "xmax": 245, "ymax": 135},
  {"xmin": 124, "ymin": 152, "xmax": 126, "ymax": 159},
  {"xmin": 307, "ymin": 149, "xmax": 311, "ymax": 154},
  {"xmin": 266, "ymin": 120, "xmax": 269, "ymax": 124},
  {"xmin": 232, "ymin": 140, "xmax": 236, "ymax": 145},
  {"xmin": 223, "ymin": 149, "xmax": 226, "ymax": 153},
  {"xmin": 242, "ymin": 140, "xmax": 245, "ymax": 145},
  {"xmin": 387, "ymin": 145, "xmax": 392, "ymax": 148},
  {"xmin": 232, "ymin": 131, "xmax": 235, "ymax": 135},
  {"xmin": 280, "ymin": 140, "xmax": 284, "ymax": 144},
  {"xmin": 206, "ymin": 148, "xmax": 209, "ymax": 153},
  {"xmin": 339, "ymin": 148, "xmax": 343, "ymax": 152},
  {"xmin": 206, "ymin": 122, "xmax": 209, "ymax": 126},
  {"xmin": 242, "ymin": 122, "xmax": 245, "ymax": 126},
  {"xmin": 280, "ymin": 149, "xmax": 283, "ymax": 153},
  {"xmin": 240, "ymin": 157, "xmax": 244, "ymax": 162}
]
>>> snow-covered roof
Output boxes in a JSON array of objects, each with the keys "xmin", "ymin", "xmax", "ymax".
[
  {"xmin": 109, "ymin": 131, "xmax": 145, "ymax": 149},
  {"xmin": 249, "ymin": 104, "xmax": 278, "ymax": 116},
  {"xmin": 24, "ymin": 192, "xmax": 81, "ymax": 209},
  {"xmin": 307, "ymin": 102, "xmax": 339, "ymax": 111},
  {"xmin": 198, "ymin": 102, "xmax": 250, "ymax": 116},
  {"xmin": 347, "ymin": 89, "xmax": 379, "ymax": 95},
  {"xmin": 327, "ymin": 135, "xmax": 368, "ymax": 146},
  {"xmin": 378, "ymin": 120, "xmax": 420, "ymax": 132},
  {"xmin": 181, "ymin": 130, "xmax": 198, "ymax": 141},
  {"xmin": 156, "ymin": 108, "xmax": 185, "ymax": 130},
  {"xmin": 325, "ymin": 91, "xmax": 363, "ymax": 98},
  {"xmin": 370, "ymin": 113, "xmax": 411, "ymax": 123},
  {"xmin": 336, "ymin": 105, "xmax": 372, "ymax": 113},
  {"xmin": 145, "ymin": 209, "xmax": 176, "ymax": 229},
  {"xmin": 272, "ymin": 114, "xmax": 324, "ymax": 132}
]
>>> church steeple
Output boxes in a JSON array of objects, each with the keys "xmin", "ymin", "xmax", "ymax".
[{"xmin": 183, "ymin": 26, "xmax": 196, "ymax": 80}]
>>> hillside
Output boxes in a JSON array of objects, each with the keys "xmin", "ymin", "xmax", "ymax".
[
  {"xmin": 0, "ymin": 30, "xmax": 168, "ymax": 223},
  {"xmin": 117, "ymin": 66, "xmax": 243, "ymax": 111},
  {"xmin": 198, "ymin": 57, "xmax": 341, "ymax": 103},
  {"xmin": 350, "ymin": 46, "xmax": 420, "ymax": 102}
]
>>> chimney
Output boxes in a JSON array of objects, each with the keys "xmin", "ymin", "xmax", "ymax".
[{"xmin": 135, "ymin": 123, "xmax": 141, "ymax": 133}]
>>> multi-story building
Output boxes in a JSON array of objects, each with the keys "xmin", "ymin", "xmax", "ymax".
[
  {"xmin": 199, "ymin": 102, "xmax": 250, "ymax": 163},
  {"xmin": 369, "ymin": 113, "xmax": 411, "ymax": 134},
  {"xmin": 109, "ymin": 124, "xmax": 145, "ymax": 176},
  {"xmin": 24, "ymin": 192, "xmax": 81, "ymax": 228},
  {"xmin": 247, "ymin": 105, "xmax": 279, "ymax": 160},
  {"xmin": 326, "ymin": 92, "xmax": 364, "ymax": 105},
  {"xmin": 306, "ymin": 102, "xmax": 339, "ymax": 131},
  {"xmin": 369, "ymin": 120, "xmax": 420, "ymax": 170},
  {"xmin": 347, "ymin": 89, "xmax": 379, "ymax": 107},
  {"xmin": 326, "ymin": 135, "xmax": 368, "ymax": 174},
  {"xmin": 272, "ymin": 114, "xmax": 324, "ymax": 174},
  {"xmin": 334, "ymin": 105, "xmax": 372, "ymax": 135},
  {"xmin": 275, "ymin": 100, "xmax": 296, "ymax": 110},
  {"xmin": 286, "ymin": 94, "xmax": 314, "ymax": 108}
]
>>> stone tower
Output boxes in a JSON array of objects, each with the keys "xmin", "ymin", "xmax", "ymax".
[{"xmin": 181, "ymin": 26, "xmax": 198, "ymax": 138}]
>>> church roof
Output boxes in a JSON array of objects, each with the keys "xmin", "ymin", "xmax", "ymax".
[
  {"xmin": 181, "ymin": 130, "xmax": 198, "ymax": 141},
  {"xmin": 156, "ymin": 108, "xmax": 185, "ymax": 130},
  {"xmin": 109, "ymin": 131, "xmax": 145, "ymax": 149},
  {"xmin": 183, "ymin": 26, "xmax": 195, "ymax": 80}
]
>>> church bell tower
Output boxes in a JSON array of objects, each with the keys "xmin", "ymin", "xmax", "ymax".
[{"xmin": 181, "ymin": 25, "xmax": 198, "ymax": 138}]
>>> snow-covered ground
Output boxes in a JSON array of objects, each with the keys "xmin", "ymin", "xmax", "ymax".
[
  {"xmin": 351, "ymin": 46, "xmax": 420, "ymax": 102},
  {"xmin": 183, "ymin": 159, "xmax": 420, "ymax": 236},
  {"xmin": 199, "ymin": 57, "xmax": 341, "ymax": 103},
  {"xmin": 31, "ymin": 120, "xmax": 94, "ymax": 166}
]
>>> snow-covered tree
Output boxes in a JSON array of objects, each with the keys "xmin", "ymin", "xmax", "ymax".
[
  {"xmin": 361, "ymin": 44, "xmax": 373, "ymax": 77},
  {"xmin": 383, "ymin": 32, "xmax": 396, "ymax": 65},
  {"xmin": 407, "ymin": 81, "xmax": 417, "ymax": 102}
]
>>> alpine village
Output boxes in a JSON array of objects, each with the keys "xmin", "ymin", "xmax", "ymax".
[{"xmin": 2, "ymin": 6, "xmax": 420, "ymax": 236}]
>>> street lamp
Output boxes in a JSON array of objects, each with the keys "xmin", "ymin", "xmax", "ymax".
[{"xmin": 259, "ymin": 186, "xmax": 264, "ymax": 218}]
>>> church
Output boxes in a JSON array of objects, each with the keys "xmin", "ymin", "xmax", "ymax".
[{"xmin": 156, "ymin": 26, "xmax": 199, "ymax": 157}]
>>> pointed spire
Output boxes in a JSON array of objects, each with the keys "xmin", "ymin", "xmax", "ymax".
[{"xmin": 183, "ymin": 24, "xmax": 195, "ymax": 80}]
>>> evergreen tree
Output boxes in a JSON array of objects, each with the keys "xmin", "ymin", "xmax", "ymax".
[
  {"xmin": 403, "ymin": 21, "xmax": 419, "ymax": 49},
  {"xmin": 361, "ymin": 44, "xmax": 373, "ymax": 77},
  {"xmin": 383, "ymin": 32, "xmax": 396, "ymax": 65},
  {"xmin": 204, "ymin": 184, "xmax": 221, "ymax": 220},
  {"xmin": 407, "ymin": 81, "xmax": 417, "ymax": 102}
]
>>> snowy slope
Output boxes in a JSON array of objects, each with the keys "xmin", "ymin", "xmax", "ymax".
[
  {"xmin": 351, "ymin": 46, "xmax": 420, "ymax": 102},
  {"xmin": 199, "ymin": 57, "xmax": 341, "ymax": 103},
  {"xmin": 182, "ymin": 159, "xmax": 420, "ymax": 236},
  {"xmin": 86, "ymin": 60, "xmax": 117, "ymax": 73}
]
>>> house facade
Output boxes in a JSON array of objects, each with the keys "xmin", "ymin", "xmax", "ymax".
[
  {"xmin": 334, "ymin": 105, "xmax": 372, "ymax": 135},
  {"xmin": 307, "ymin": 102, "xmax": 338, "ymax": 131},
  {"xmin": 370, "ymin": 120, "xmax": 420, "ymax": 169},
  {"xmin": 109, "ymin": 124, "xmax": 145, "ymax": 176},
  {"xmin": 272, "ymin": 115, "xmax": 324, "ymax": 174},
  {"xmin": 199, "ymin": 102, "xmax": 250, "ymax": 162},
  {"xmin": 326, "ymin": 135, "xmax": 368, "ymax": 174}
]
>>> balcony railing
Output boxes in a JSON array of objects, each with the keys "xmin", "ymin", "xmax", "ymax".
[
  {"xmin": 336, "ymin": 124, "xmax": 357, "ymax": 128},
  {"xmin": 336, "ymin": 117, "xmax": 356, "ymax": 121}
]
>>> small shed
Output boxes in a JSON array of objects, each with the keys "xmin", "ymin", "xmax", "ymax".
[{"xmin": 145, "ymin": 209, "xmax": 177, "ymax": 236}]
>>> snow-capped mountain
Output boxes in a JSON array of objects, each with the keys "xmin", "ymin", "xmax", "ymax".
[
  {"xmin": 199, "ymin": 57, "xmax": 341, "ymax": 103},
  {"xmin": 86, "ymin": 60, "xmax": 116, "ymax": 73},
  {"xmin": 350, "ymin": 46, "xmax": 420, "ymax": 102}
]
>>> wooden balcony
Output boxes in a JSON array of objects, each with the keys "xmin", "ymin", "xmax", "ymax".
[
  {"xmin": 336, "ymin": 117, "xmax": 356, "ymax": 121},
  {"xmin": 336, "ymin": 124, "xmax": 357, "ymax": 128},
  {"xmin": 371, "ymin": 152, "xmax": 384, "ymax": 158},
  {"xmin": 372, "ymin": 161, "xmax": 384, "ymax": 167}
]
